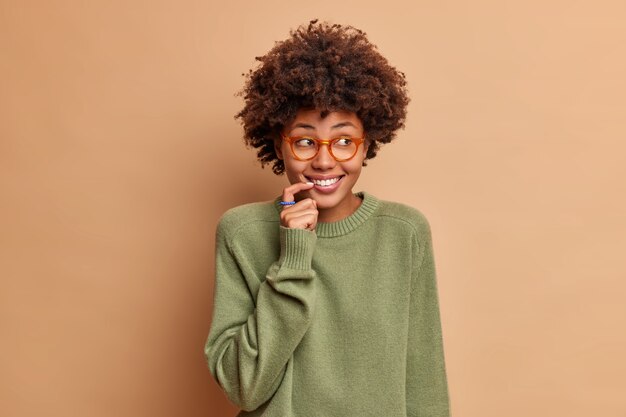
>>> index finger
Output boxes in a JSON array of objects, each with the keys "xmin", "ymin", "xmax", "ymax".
[{"xmin": 282, "ymin": 181, "xmax": 314, "ymax": 203}]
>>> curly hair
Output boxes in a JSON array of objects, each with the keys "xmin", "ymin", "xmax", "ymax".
[{"xmin": 235, "ymin": 19, "xmax": 410, "ymax": 175}]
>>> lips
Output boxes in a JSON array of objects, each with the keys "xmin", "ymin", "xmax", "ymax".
[
  {"xmin": 305, "ymin": 175, "xmax": 345, "ymax": 193},
  {"xmin": 308, "ymin": 177, "xmax": 341, "ymax": 187}
]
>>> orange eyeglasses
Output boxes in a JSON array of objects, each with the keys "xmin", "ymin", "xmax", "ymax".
[{"xmin": 281, "ymin": 135, "xmax": 366, "ymax": 162}]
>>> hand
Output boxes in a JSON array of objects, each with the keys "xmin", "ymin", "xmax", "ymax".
[{"xmin": 280, "ymin": 182, "xmax": 317, "ymax": 231}]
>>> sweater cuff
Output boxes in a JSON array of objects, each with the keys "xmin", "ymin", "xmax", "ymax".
[{"xmin": 278, "ymin": 226, "xmax": 317, "ymax": 270}]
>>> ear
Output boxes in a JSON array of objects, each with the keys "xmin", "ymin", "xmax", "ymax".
[
  {"xmin": 362, "ymin": 138, "xmax": 370, "ymax": 157},
  {"xmin": 274, "ymin": 137, "xmax": 283, "ymax": 160}
]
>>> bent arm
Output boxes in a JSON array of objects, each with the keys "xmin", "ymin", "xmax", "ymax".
[{"xmin": 205, "ymin": 225, "xmax": 317, "ymax": 411}]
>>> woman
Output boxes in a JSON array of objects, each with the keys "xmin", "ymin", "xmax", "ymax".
[{"xmin": 205, "ymin": 20, "xmax": 450, "ymax": 416}]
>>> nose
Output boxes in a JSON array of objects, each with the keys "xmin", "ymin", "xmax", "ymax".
[{"xmin": 311, "ymin": 143, "xmax": 336, "ymax": 170}]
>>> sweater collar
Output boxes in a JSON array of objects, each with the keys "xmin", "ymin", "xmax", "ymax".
[{"xmin": 273, "ymin": 191, "xmax": 379, "ymax": 238}]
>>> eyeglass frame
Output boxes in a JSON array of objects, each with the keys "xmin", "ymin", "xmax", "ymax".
[{"xmin": 280, "ymin": 134, "xmax": 367, "ymax": 162}]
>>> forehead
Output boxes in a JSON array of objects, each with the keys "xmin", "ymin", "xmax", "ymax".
[{"xmin": 287, "ymin": 109, "xmax": 363, "ymax": 130}]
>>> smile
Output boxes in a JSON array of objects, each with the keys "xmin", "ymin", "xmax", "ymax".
[{"xmin": 306, "ymin": 176, "xmax": 343, "ymax": 187}]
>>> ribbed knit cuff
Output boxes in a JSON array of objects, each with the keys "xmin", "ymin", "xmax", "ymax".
[{"xmin": 278, "ymin": 226, "xmax": 317, "ymax": 270}]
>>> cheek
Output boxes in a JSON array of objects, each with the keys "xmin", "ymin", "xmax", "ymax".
[
  {"xmin": 283, "ymin": 158, "xmax": 306, "ymax": 181},
  {"xmin": 347, "ymin": 155, "xmax": 366, "ymax": 174},
  {"xmin": 338, "ymin": 162, "xmax": 362, "ymax": 181},
  {"xmin": 350, "ymin": 164, "xmax": 363, "ymax": 177},
  {"xmin": 283, "ymin": 157, "xmax": 299, "ymax": 172}
]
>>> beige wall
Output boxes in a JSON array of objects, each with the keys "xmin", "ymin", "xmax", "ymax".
[{"xmin": 1, "ymin": 1, "xmax": 625, "ymax": 416}]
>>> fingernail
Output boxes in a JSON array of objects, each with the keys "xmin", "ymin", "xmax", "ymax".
[{"xmin": 306, "ymin": 181, "xmax": 314, "ymax": 185}]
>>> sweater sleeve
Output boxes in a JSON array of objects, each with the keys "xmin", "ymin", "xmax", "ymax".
[
  {"xmin": 205, "ymin": 222, "xmax": 317, "ymax": 411},
  {"xmin": 406, "ymin": 220, "xmax": 451, "ymax": 417}
]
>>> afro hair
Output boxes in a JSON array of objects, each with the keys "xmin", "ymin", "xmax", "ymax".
[{"xmin": 236, "ymin": 19, "xmax": 410, "ymax": 175}]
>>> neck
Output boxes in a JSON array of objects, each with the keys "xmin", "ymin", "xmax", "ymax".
[{"xmin": 317, "ymin": 193, "xmax": 362, "ymax": 223}]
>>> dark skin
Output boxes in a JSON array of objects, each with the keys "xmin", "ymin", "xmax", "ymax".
[
  {"xmin": 277, "ymin": 108, "xmax": 369, "ymax": 229},
  {"xmin": 280, "ymin": 182, "xmax": 317, "ymax": 231}
]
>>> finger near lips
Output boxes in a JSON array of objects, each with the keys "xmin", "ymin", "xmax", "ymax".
[
  {"xmin": 286, "ymin": 198, "xmax": 315, "ymax": 210},
  {"xmin": 282, "ymin": 181, "xmax": 315, "ymax": 203},
  {"xmin": 280, "ymin": 182, "xmax": 318, "ymax": 230}
]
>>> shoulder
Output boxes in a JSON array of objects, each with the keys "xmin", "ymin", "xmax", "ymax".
[
  {"xmin": 370, "ymin": 194, "xmax": 432, "ymax": 239},
  {"xmin": 216, "ymin": 200, "xmax": 279, "ymax": 238}
]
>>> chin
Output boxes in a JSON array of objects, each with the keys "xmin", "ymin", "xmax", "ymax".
[{"xmin": 311, "ymin": 191, "xmax": 350, "ymax": 208}]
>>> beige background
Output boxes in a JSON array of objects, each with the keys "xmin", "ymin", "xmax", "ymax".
[{"xmin": 1, "ymin": 1, "xmax": 625, "ymax": 416}]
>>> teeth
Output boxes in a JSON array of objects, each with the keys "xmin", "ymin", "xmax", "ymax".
[{"xmin": 311, "ymin": 177, "xmax": 340, "ymax": 187}]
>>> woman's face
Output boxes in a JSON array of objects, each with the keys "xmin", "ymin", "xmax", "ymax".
[{"xmin": 276, "ymin": 109, "xmax": 368, "ymax": 222}]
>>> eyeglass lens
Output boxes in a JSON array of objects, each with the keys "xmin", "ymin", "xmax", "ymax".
[{"xmin": 292, "ymin": 138, "xmax": 357, "ymax": 160}]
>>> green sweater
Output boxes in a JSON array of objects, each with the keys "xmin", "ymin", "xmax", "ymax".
[{"xmin": 205, "ymin": 192, "xmax": 449, "ymax": 416}]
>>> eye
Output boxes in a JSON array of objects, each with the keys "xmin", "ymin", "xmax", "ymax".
[
  {"xmin": 334, "ymin": 137, "xmax": 353, "ymax": 147},
  {"xmin": 294, "ymin": 137, "xmax": 316, "ymax": 148}
]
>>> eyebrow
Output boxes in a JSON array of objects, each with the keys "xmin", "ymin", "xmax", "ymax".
[{"xmin": 292, "ymin": 121, "xmax": 356, "ymax": 130}]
